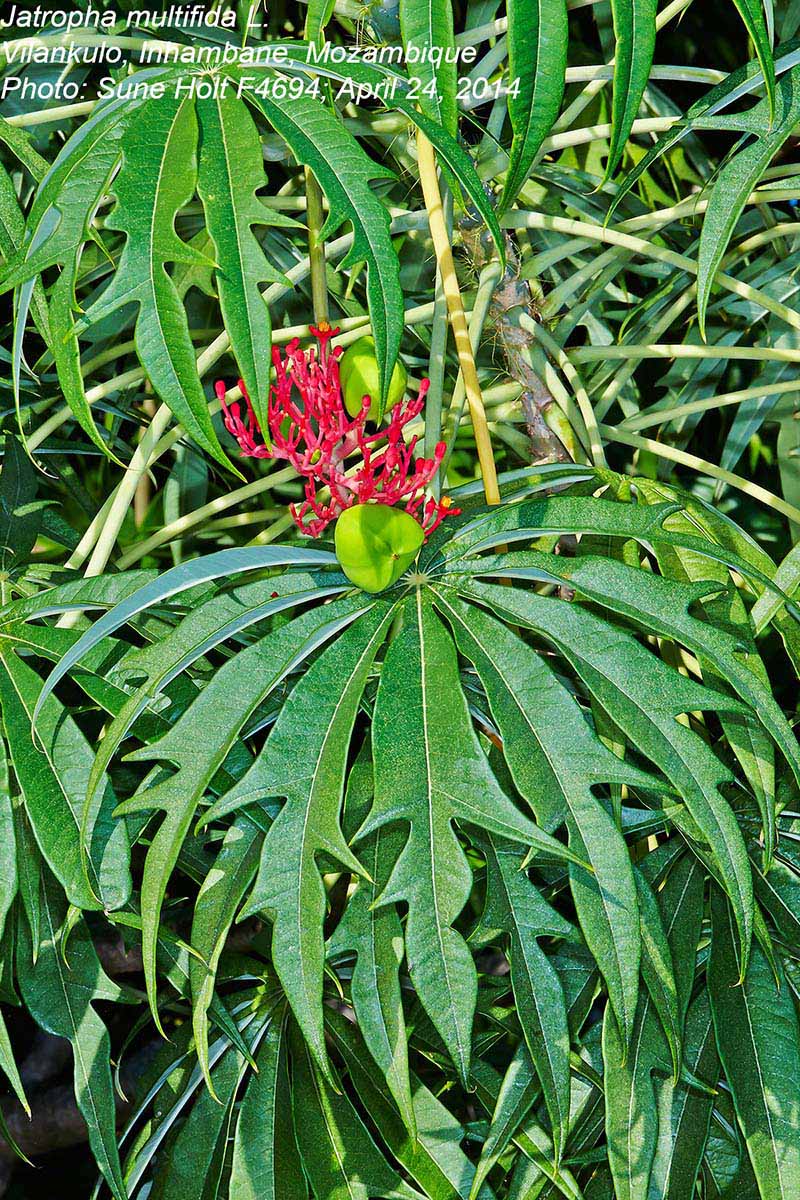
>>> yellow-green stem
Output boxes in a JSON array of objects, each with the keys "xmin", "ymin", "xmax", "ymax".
[
  {"xmin": 305, "ymin": 168, "xmax": 329, "ymax": 327},
  {"xmin": 416, "ymin": 129, "xmax": 500, "ymax": 506}
]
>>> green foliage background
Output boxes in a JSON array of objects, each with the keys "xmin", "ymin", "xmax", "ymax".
[{"xmin": 1, "ymin": 0, "xmax": 800, "ymax": 1197}]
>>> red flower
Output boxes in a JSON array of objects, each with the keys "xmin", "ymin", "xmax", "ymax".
[{"xmin": 215, "ymin": 325, "xmax": 458, "ymax": 538}]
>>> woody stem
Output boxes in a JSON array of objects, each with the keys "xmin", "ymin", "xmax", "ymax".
[{"xmin": 416, "ymin": 129, "xmax": 500, "ymax": 506}]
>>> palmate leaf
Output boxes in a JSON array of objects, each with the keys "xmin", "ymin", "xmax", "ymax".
[
  {"xmin": 0, "ymin": 740, "xmax": 15, "ymax": 944},
  {"xmin": 360, "ymin": 591, "xmax": 581, "ymax": 1087},
  {"xmin": 327, "ymin": 1011, "xmax": 498, "ymax": 1200},
  {"xmin": 256, "ymin": 49, "xmax": 503, "ymax": 256},
  {"xmin": 88, "ymin": 570, "xmax": 347, "ymax": 805},
  {"xmin": 399, "ymin": 0, "xmax": 457, "ymax": 135},
  {"xmin": 78, "ymin": 93, "xmax": 233, "ymax": 470},
  {"xmin": 429, "ymin": 496, "xmax": 795, "ymax": 605},
  {"xmin": 0, "ymin": 434, "xmax": 39, "ymax": 576},
  {"xmin": 0, "ymin": 646, "xmax": 130, "ymax": 912},
  {"xmin": 602, "ymin": 855, "xmax": 703, "ymax": 1200},
  {"xmin": 196, "ymin": 90, "xmax": 293, "ymax": 431},
  {"xmin": 470, "ymin": 951, "xmax": 603, "ymax": 1200},
  {"xmin": 467, "ymin": 541, "xmax": 800, "ymax": 857},
  {"xmin": 697, "ymin": 66, "xmax": 800, "ymax": 335},
  {"xmin": 158, "ymin": 1028, "xmax": 262, "ymax": 1200},
  {"xmin": 607, "ymin": 35, "xmax": 797, "ymax": 219},
  {"xmin": 190, "ymin": 816, "xmax": 263, "ymax": 1098},
  {"xmin": 462, "ymin": 579, "xmax": 755, "ymax": 975},
  {"xmin": 648, "ymin": 992, "xmax": 719, "ymax": 1200},
  {"xmin": 16, "ymin": 872, "xmax": 127, "ymax": 1200},
  {"xmin": 606, "ymin": 0, "xmax": 658, "ymax": 179},
  {"xmin": 499, "ymin": 0, "xmax": 568, "ymax": 211},
  {"xmin": 0, "ymin": 158, "xmax": 50, "ymax": 348},
  {"xmin": 729, "ymin": 0, "xmax": 777, "ymax": 120},
  {"xmin": 329, "ymin": 737, "xmax": 415, "ymax": 1132},
  {"xmin": 468, "ymin": 833, "xmax": 574, "ymax": 1170},
  {"xmin": 115, "ymin": 593, "xmax": 368, "ymax": 1036},
  {"xmin": 291, "ymin": 1025, "xmax": 426, "ymax": 1200},
  {"xmin": 470, "ymin": 1057, "xmax": 584, "ymax": 1200},
  {"xmin": 241, "ymin": 82, "xmax": 403, "ymax": 412},
  {"xmin": 438, "ymin": 591, "xmax": 649, "ymax": 1052},
  {"xmin": 238, "ymin": 603, "xmax": 396, "ymax": 1081},
  {"xmin": 230, "ymin": 1007, "xmax": 306, "ymax": 1200},
  {"xmin": 709, "ymin": 888, "xmax": 800, "ymax": 1198},
  {"xmin": 0, "ymin": 87, "xmax": 145, "ymax": 457},
  {"xmin": 33, "ymin": 545, "xmax": 336, "ymax": 717}
]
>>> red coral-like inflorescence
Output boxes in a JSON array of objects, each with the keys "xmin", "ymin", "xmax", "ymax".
[{"xmin": 215, "ymin": 324, "xmax": 458, "ymax": 538}]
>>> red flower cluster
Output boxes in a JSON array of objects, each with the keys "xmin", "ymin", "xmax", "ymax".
[{"xmin": 215, "ymin": 324, "xmax": 457, "ymax": 538}]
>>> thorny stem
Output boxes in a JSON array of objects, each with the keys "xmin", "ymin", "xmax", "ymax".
[{"xmin": 416, "ymin": 129, "xmax": 500, "ymax": 506}]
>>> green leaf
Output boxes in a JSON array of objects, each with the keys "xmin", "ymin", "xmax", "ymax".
[
  {"xmin": 304, "ymin": 0, "xmax": 336, "ymax": 40},
  {"xmin": 79, "ymin": 93, "xmax": 233, "ymax": 470},
  {"xmin": 634, "ymin": 871, "xmax": 681, "ymax": 1081},
  {"xmin": 252, "ymin": 51, "xmax": 504, "ymax": 263},
  {"xmin": 608, "ymin": 38, "xmax": 795, "ymax": 219},
  {"xmin": 729, "ymin": 0, "xmax": 777, "ymax": 121},
  {"xmin": 230, "ymin": 1008, "xmax": 306, "ymax": 1200},
  {"xmin": 117, "ymin": 593, "xmax": 368, "ymax": 1034},
  {"xmin": 33, "ymin": 545, "xmax": 336, "ymax": 721},
  {"xmin": 241, "ymin": 602, "xmax": 394, "ymax": 1080},
  {"xmin": 16, "ymin": 873, "xmax": 127, "ymax": 1200},
  {"xmin": 196, "ymin": 91, "xmax": 287, "ymax": 431},
  {"xmin": 291, "ymin": 1026, "xmax": 425, "ymax": 1200},
  {"xmin": 470, "ymin": 1057, "xmax": 585, "ymax": 1200},
  {"xmin": 0, "ymin": 1006, "xmax": 27, "ymax": 1117},
  {"xmin": 509, "ymin": 529, "xmax": 797, "ymax": 860},
  {"xmin": 400, "ymin": 0, "xmax": 457, "ymax": 134},
  {"xmin": 0, "ymin": 648, "xmax": 130, "ymax": 911},
  {"xmin": 329, "ymin": 737, "xmax": 415, "ymax": 1131},
  {"xmin": 360, "ymin": 591, "xmax": 580, "ymax": 1086},
  {"xmin": 468, "ymin": 833, "xmax": 573, "ymax": 1173},
  {"xmin": 647, "ymin": 992, "xmax": 719, "ymax": 1200},
  {"xmin": 463, "ymin": 580, "xmax": 754, "ymax": 976},
  {"xmin": 0, "ymin": 160, "xmax": 50, "ymax": 347},
  {"xmin": 439, "ymin": 591, "xmax": 644, "ymax": 1048},
  {"xmin": 698, "ymin": 66, "xmax": 800, "ymax": 336},
  {"xmin": 327, "ymin": 1011, "xmax": 496, "ymax": 1200},
  {"xmin": 158, "ymin": 1039, "xmax": 245, "ymax": 1200},
  {"xmin": 709, "ymin": 887, "xmax": 800, "ymax": 1199},
  {"xmin": 12, "ymin": 801, "xmax": 42, "ymax": 959},
  {"xmin": 0, "ymin": 117, "xmax": 48, "ymax": 181},
  {"xmin": 90, "ymin": 571, "xmax": 346, "ymax": 798},
  {"xmin": 499, "ymin": 0, "xmax": 568, "ymax": 210},
  {"xmin": 190, "ymin": 817, "xmax": 263, "ymax": 1096},
  {"xmin": 1, "ymin": 92, "xmax": 142, "ymax": 456},
  {"xmin": 603, "ymin": 856, "xmax": 703, "ymax": 1200},
  {"xmin": 242, "ymin": 84, "xmax": 403, "ymax": 409},
  {"xmin": 606, "ymin": 0, "xmax": 658, "ymax": 179},
  {"xmin": 0, "ymin": 738, "xmax": 16, "ymax": 942},
  {"xmin": 0, "ymin": 434, "xmax": 40, "ymax": 574}
]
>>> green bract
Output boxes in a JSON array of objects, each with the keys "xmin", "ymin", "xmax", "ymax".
[
  {"xmin": 340, "ymin": 336, "xmax": 408, "ymax": 421},
  {"xmin": 334, "ymin": 503, "xmax": 423, "ymax": 592}
]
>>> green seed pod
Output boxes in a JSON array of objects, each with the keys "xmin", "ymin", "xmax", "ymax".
[
  {"xmin": 340, "ymin": 336, "xmax": 407, "ymax": 421},
  {"xmin": 334, "ymin": 503, "xmax": 423, "ymax": 593}
]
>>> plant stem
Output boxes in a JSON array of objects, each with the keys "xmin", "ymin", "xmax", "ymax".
[
  {"xmin": 305, "ymin": 168, "xmax": 329, "ymax": 326},
  {"xmin": 416, "ymin": 129, "xmax": 500, "ymax": 506},
  {"xmin": 424, "ymin": 189, "xmax": 453, "ymax": 496}
]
